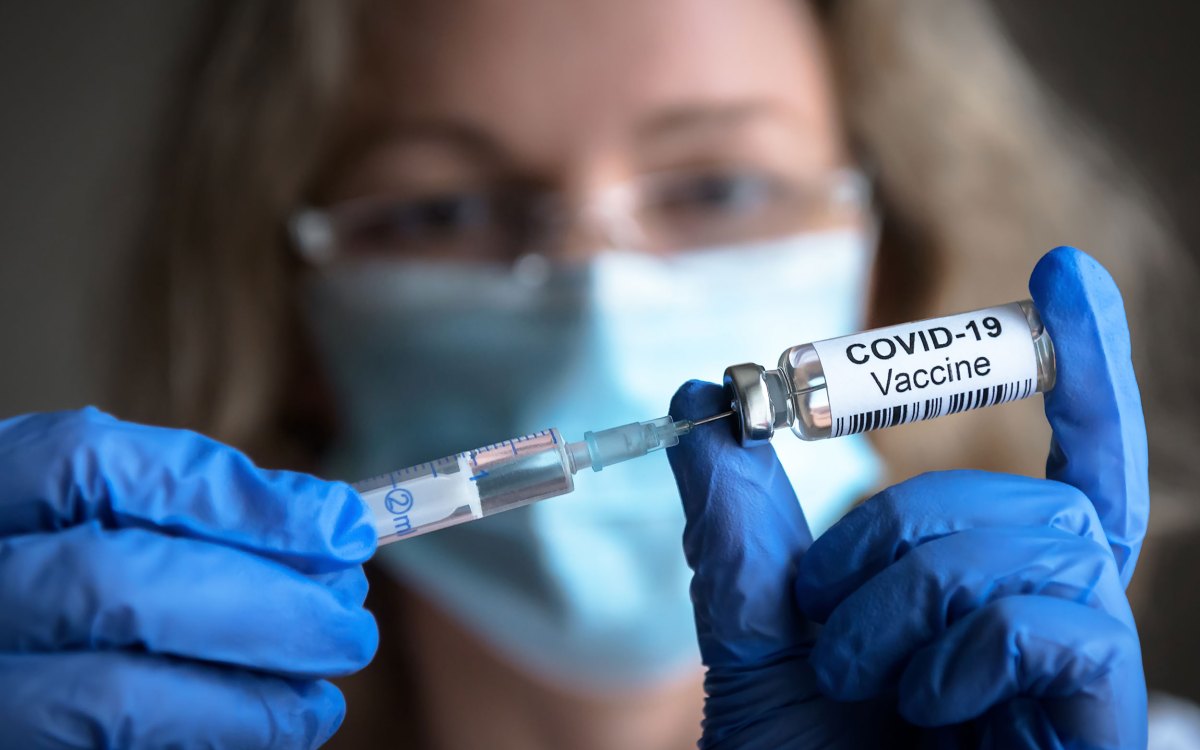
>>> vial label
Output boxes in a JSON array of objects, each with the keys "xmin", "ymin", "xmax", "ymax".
[{"xmin": 810, "ymin": 302, "xmax": 1039, "ymax": 437}]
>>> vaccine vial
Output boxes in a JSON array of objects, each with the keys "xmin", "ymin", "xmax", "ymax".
[{"xmin": 724, "ymin": 300, "xmax": 1056, "ymax": 445}]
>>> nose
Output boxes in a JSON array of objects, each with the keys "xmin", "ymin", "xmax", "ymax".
[
  {"xmin": 554, "ymin": 211, "xmax": 618, "ymax": 262},
  {"xmin": 550, "ymin": 188, "xmax": 646, "ymax": 263}
]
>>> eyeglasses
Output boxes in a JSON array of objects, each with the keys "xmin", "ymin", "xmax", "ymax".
[{"xmin": 289, "ymin": 166, "xmax": 870, "ymax": 265}]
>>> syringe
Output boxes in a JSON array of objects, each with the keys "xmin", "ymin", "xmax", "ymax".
[
  {"xmin": 354, "ymin": 298, "xmax": 1057, "ymax": 543},
  {"xmin": 355, "ymin": 413, "xmax": 731, "ymax": 544}
]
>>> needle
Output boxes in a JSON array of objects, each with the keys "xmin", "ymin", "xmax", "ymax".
[{"xmin": 689, "ymin": 410, "xmax": 735, "ymax": 427}]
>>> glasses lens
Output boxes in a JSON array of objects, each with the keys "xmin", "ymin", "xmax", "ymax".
[
  {"xmin": 634, "ymin": 168, "xmax": 867, "ymax": 252},
  {"xmin": 327, "ymin": 189, "xmax": 520, "ymax": 262}
]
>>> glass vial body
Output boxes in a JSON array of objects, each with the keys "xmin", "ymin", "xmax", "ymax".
[{"xmin": 724, "ymin": 300, "xmax": 1056, "ymax": 446}]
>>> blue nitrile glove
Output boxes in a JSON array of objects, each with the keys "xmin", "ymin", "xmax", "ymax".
[
  {"xmin": 668, "ymin": 246, "xmax": 1148, "ymax": 749},
  {"xmin": 0, "ymin": 408, "xmax": 379, "ymax": 749}
]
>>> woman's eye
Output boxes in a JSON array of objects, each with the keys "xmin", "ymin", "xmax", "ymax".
[
  {"xmin": 390, "ymin": 193, "xmax": 491, "ymax": 235},
  {"xmin": 344, "ymin": 192, "xmax": 497, "ymax": 254},
  {"xmin": 653, "ymin": 171, "xmax": 779, "ymax": 216}
]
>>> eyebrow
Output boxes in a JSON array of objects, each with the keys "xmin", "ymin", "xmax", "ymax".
[
  {"xmin": 634, "ymin": 101, "xmax": 799, "ymax": 143},
  {"xmin": 340, "ymin": 118, "xmax": 512, "ymax": 169}
]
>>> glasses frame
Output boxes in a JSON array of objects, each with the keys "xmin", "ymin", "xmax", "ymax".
[{"xmin": 289, "ymin": 167, "xmax": 874, "ymax": 267}]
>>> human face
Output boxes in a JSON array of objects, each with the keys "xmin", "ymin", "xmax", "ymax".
[
  {"xmin": 304, "ymin": 4, "xmax": 852, "ymax": 744},
  {"xmin": 311, "ymin": 0, "xmax": 850, "ymax": 264}
]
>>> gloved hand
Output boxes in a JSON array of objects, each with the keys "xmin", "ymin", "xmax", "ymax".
[
  {"xmin": 0, "ymin": 409, "xmax": 379, "ymax": 749},
  {"xmin": 668, "ymin": 246, "xmax": 1148, "ymax": 749}
]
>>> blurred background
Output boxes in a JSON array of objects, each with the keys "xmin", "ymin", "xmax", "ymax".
[
  {"xmin": 0, "ymin": 0, "xmax": 1196, "ymax": 708},
  {"xmin": 2, "ymin": 2, "xmax": 1199, "ymax": 418}
]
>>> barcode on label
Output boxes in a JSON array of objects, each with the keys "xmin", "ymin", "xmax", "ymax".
[{"xmin": 832, "ymin": 378, "xmax": 1035, "ymax": 438}]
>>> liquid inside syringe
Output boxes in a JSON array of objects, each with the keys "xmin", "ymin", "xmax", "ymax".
[{"xmin": 355, "ymin": 415, "xmax": 723, "ymax": 544}]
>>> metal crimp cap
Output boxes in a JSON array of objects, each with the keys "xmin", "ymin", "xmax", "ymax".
[{"xmin": 723, "ymin": 363, "xmax": 790, "ymax": 447}]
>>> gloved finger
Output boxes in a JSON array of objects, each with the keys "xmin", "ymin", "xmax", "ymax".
[
  {"xmin": 309, "ymin": 566, "xmax": 371, "ymax": 609},
  {"xmin": 1030, "ymin": 246, "xmax": 1149, "ymax": 586},
  {"xmin": 0, "ymin": 651, "xmax": 347, "ymax": 750},
  {"xmin": 0, "ymin": 523, "xmax": 378, "ymax": 679},
  {"xmin": 667, "ymin": 380, "xmax": 812, "ymax": 668},
  {"xmin": 810, "ymin": 526, "xmax": 1129, "ymax": 701},
  {"xmin": 898, "ymin": 596, "xmax": 1146, "ymax": 748},
  {"xmin": 0, "ymin": 408, "xmax": 376, "ymax": 573},
  {"xmin": 796, "ymin": 470, "xmax": 1105, "ymax": 622}
]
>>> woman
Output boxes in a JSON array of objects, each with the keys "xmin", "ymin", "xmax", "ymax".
[{"xmin": 1, "ymin": 0, "xmax": 1194, "ymax": 747}]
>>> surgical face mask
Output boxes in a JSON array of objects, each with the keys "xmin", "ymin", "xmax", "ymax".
[{"xmin": 303, "ymin": 228, "xmax": 881, "ymax": 692}]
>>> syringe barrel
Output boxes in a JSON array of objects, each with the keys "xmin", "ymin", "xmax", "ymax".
[
  {"xmin": 725, "ymin": 300, "xmax": 1056, "ymax": 445},
  {"xmin": 472, "ymin": 431, "xmax": 576, "ymax": 515},
  {"xmin": 355, "ymin": 429, "xmax": 574, "ymax": 545}
]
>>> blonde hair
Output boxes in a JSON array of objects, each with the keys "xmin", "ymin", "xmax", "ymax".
[
  {"xmin": 119, "ymin": 0, "xmax": 1197, "ymax": 487},
  {"xmin": 819, "ymin": 0, "xmax": 1196, "ymax": 489},
  {"xmin": 121, "ymin": 0, "xmax": 358, "ymax": 462}
]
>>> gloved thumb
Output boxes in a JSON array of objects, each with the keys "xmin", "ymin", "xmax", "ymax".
[
  {"xmin": 1029, "ymin": 246, "xmax": 1148, "ymax": 587},
  {"xmin": 667, "ymin": 380, "xmax": 813, "ymax": 669}
]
